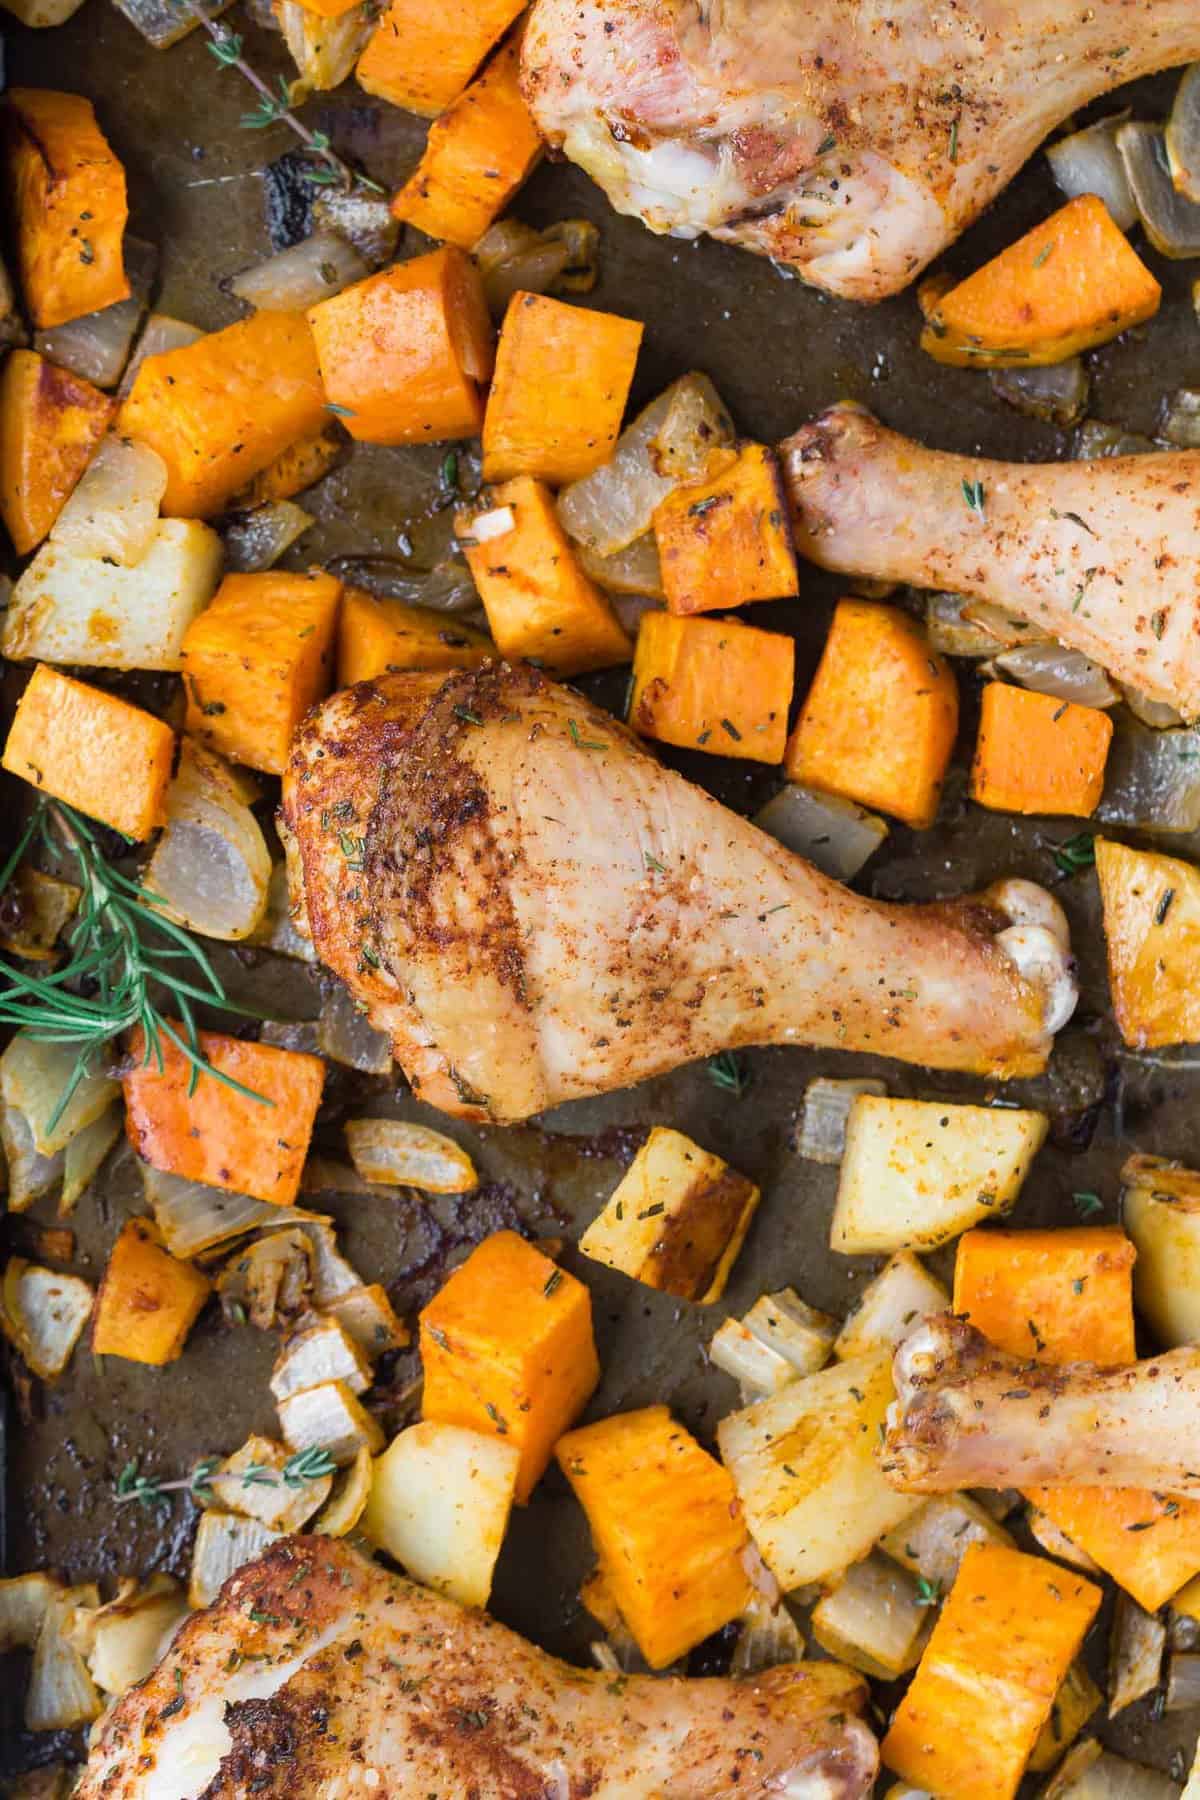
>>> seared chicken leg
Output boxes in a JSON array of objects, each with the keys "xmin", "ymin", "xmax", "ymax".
[
  {"xmin": 521, "ymin": 0, "xmax": 1200, "ymax": 301},
  {"xmin": 78, "ymin": 1536, "xmax": 879, "ymax": 1800},
  {"xmin": 883, "ymin": 1316, "xmax": 1200, "ymax": 1496},
  {"xmin": 281, "ymin": 665, "xmax": 1075, "ymax": 1123},
  {"xmin": 783, "ymin": 404, "xmax": 1200, "ymax": 717}
]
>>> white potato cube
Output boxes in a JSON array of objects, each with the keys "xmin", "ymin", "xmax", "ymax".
[
  {"xmin": 834, "ymin": 1251, "xmax": 950, "ymax": 1360},
  {"xmin": 2, "ymin": 518, "xmax": 222, "ymax": 670},
  {"xmin": 1121, "ymin": 1154, "xmax": 1200, "ymax": 1347},
  {"xmin": 830, "ymin": 1096, "xmax": 1048, "ymax": 1254},
  {"xmin": 360, "ymin": 1421, "xmax": 519, "ymax": 1609},
  {"xmin": 717, "ymin": 1349, "xmax": 920, "ymax": 1590}
]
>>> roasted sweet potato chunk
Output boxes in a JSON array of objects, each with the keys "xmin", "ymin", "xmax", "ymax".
[
  {"xmin": 0, "ymin": 350, "xmax": 113, "ymax": 554},
  {"xmin": 356, "ymin": 0, "xmax": 525, "ymax": 116},
  {"xmin": 4, "ymin": 88, "xmax": 129, "ymax": 329}
]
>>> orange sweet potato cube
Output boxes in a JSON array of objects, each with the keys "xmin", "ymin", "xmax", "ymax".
[
  {"xmin": 92, "ymin": 1218, "xmax": 211, "ymax": 1366},
  {"xmin": 630, "ymin": 611, "xmax": 794, "ymax": 763},
  {"xmin": 971, "ymin": 682, "xmax": 1113, "ymax": 817},
  {"xmin": 457, "ymin": 477, "xmax": 631, "ymax": 675},
  {"xmin": 181, "ymin": 569, "xmax": 342, "ymax": 775},
  {"xmin": 954, "ymin": 1214, "xmax": 1200, "ymax": 1612},
  {"xmin": 307, "ymin": 248, "xmax": 494, "ymax": 446},
  {"xmin": 118, "ymin": 310, "xmax": 327, "ymax": 517},
  {"xmin": 337, "ymin": 589, "xmax": 493, "ymax": 687},
  {"xmin": 2, "ymin": 664, "xmax": 174, "ymax": 840},
  {"xmin": 882, "ymin": 1542, "xmax": 1100, "ymax": 1800},
  {"xmin": 784, "ymin": 598, "xmax": 958, "ymax": 829},
  {"xmin": 420, "ymin": 1230, "xmax": 600, "ymax": 1503},
  {"xmin": 4, "ymin": 89, "xmax": 129, "ymax": 329},
  {"xmin": 653, "ymin": 443, "xmax": 798, "ymax": 615},
  {"xmin": 123, "ymin": 1024, "xmax": 326, "ymax": 1206},
  {"xmin": 0, "ymin": 351, "xmax": 114, "ymax": 555},
  {"xmin": 482, "ymin": 292, "xmax": 643, "ymax": 485},
  {"xmin": 356, "ymin": 0, "xmax": 525, "ymax": 116},
  {"xmin": 391, "ymin": 36, "xmax": 543, "ymax": 250},
  {"xmin": 952, "ymin": 1226, "xmax": 1136, "ymax": 1365},
  {"xmin": 556, "ymin": 1406, "xmax": 752, "ymax": 1668}
]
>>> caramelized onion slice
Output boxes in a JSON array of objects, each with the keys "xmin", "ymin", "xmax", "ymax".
[
  {"xmin": 1117, "ymin": 121, "xmax": 1200, "ymax": 257},
  {"xmin": 145, "ymin": 740, "xmax": 272, "ymax": 942},
  {"xmin": 0, "ymin": 1032, "xmax": 120, "ymax": 1157},
  {"xmin": 189, "ymin": 1513, "xmax": 281, "ymax": 1610},
  {"xmin": 26, "ymin": 1584, "xmax": 102, "ymax": 1732},
  {"xmin": 1096, "ymin": 715, "xmax": 1200, "ymax": 834},
  {"xmin": 222, "ymin": 500, "xmax": 313, "ymax": 573},
  {"xmin": 1046, "ymin": 114, "xmax": 1137, "ymax": 229},
  {"xmin": 992, "ymin": 644, "xmax": 1119, "ymax": 709},
  {"xmin": 753, "ymin": 784, "xmax": 888, "ymax": 882},
  {"xmin": 142, "ymin": 1164, "xmax": 324, "ymax": 1259},
  {"xmin": 344, "ymin": 1118, "xmax": 479, "ymax": 1193},
  {"xmin": 313, "ymin": 1444, "xmax": 373, "ymax": 1537},
  {"xmin": 228, "ymin": 229, "xmax": 369, "ymax": 313},
  {"xmin": 50, "ymin": 435, "xmax": 168, "ymax": 567},
  {"xmin": 1167, "ymin": 64, "xmax": 1200, "ymax": 204}
]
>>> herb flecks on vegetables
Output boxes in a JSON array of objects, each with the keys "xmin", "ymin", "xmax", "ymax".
[
  {"xmin": 0, "ymin": 799, "xmax": 271, "ymax": 1130},
  {"xmin": 114, "ymin": 1447, "xmax": 337, "ymax": 1511}
]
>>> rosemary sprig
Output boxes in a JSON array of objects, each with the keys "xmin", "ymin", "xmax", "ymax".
[
  {"xmin": 175, "ymin": 0, "xmax": 383, "ymax": 195},
  {"xmin": 114, "ymin": 1447, "xmax": 337, "ymax": 1510},
  {"xmin": 708, "ymin": 1050, "xmax": 750, "ymax": 1097},
  {"xmin": 0, "ymin": 800, "xmax": 272, "ymax": 1131}
]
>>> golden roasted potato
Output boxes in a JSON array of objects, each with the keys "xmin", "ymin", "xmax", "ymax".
[{"xmin": 1096, "ymin": 837, "xmax": 1200, "ymax": 1049}]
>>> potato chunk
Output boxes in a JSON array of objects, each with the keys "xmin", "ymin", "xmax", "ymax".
[{"xmin": 830, "ymin": 1095, "xmax": 1048, "ymax": 1254}]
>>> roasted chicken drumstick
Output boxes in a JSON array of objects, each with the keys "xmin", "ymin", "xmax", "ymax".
[
  {"xmin": 281, "ymin": 665, "xmax": 1075, "ymax": 1123},
  {"xmin": 77, "ymin": 1537, "xmax": 879, "ymax": 1800},
  {"xmin": 883, "ymin": 1316, "xmax": 1200, "ymax": 1496},
  {"xmin": 521, "ymin": 0, "xmax": 1200, "ymax": 301},
  {"xmin": 783, "ymin": 403, "xmax": 1200, "ymax": 717}
]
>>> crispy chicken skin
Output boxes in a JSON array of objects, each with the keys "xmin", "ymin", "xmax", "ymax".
[
  {"xmin": 883, "ymin": 1315, "xmax": 1200, "ymax": 1496},
  {"xmin": 281, "ymin": 664, "xmax": 1076, "ymax": 1124},
  {"xmin": 783, "ymin": 404, "xmax": 1200, "ymax": 717},
  {"xmin": 521, "ymin": 0, "xmax": 1200, "ymax": 301},
  {"xmin": 77, "ymin": 1536, "xmax": 878, "ymax": 1800}
]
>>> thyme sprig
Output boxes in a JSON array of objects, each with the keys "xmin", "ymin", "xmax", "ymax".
[
  {"xmin": 175, "ymin": 1, "xmax": 383, "ymax": 194},
  {"xmin": 115, "ymin": 1447, "xmax": 337, "ymax": 1510},
  {"xmin": 0, "ymin": 800, "xmax": 271, "ymax": 1132}
]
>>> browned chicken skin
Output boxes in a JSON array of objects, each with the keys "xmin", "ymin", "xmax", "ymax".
[
  {"xmin": 77, "ymin": 1536, "xmax": 878, "ymax": 1800},
  {"xmin": 883, "ymin": 1315, "xmax": 1200, "ymax": 1496},
  {"xmin": 280, "ymin": 664, "xmax": 1076, "ymax": 1123}
]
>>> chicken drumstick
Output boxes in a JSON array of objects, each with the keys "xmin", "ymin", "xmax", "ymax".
[
  {"xmin": 281, "ymin": 665, "xmax": 1075, "ymax": 1124},
  {"xmin": 521, "ymin": 0, "xmax": 1200, "ymax": 301},
  {"xmin": 782, "ymin": 403, "xmax": 1200, "ymax": 717},
  {"xmin": 883, "ymin": 1315, "xmax": 1200, "ymax": 1496},
  {"xmin": 77, "ymin": 1537, "xmax": 879, "ymax": 1800}
]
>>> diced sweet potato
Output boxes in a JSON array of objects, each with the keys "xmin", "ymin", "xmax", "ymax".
[
  {"xmin": 1, "ymin": 664, "xmax": 174, "ymax": 839},
  {"xmin": 118, "ymin": 310, "xmax": 327, "ymax": 517},
  {"xmin": 784, "ymin": 599, "xmax": 958, "ymax": 829},
  {"xmin": 307, "ymin": 248, "xmax": 493, "ymax": 445},
  {"xmin": 1025, "ymin": 1483, "xmax": 1200, "ymax": 1614},
  {"xmin": 971, "ymin": 683, "xmax": 1112, "ymax": 818},
  {"xmin": 420, "ymin": 1230, "xmax": 599, "ymax": 1504},
  {"xmin": 122, "ymin": 1026, "xmax": 326, "ymax": 1206},
  {"xmin": 391, "ymin": 36, "xmax": 543, "ymax": 250},
  {"xmin": 482, "ymin": 292, "xmax": 643, "ymax": 485},
  {"xmin": 181, "ymin": 570, "xmax": 342, "ymax": 775},
  {"xmin": 630, "ymin": 611, "xmax": 794, "ymax": 763},
  {"xmin": 579, "ymin": 1126, "xmax": 760, "ymax": 1303},
  {"xmin": 952, "ymin": 1226, "xmax": 1136, "ymax": 1364},
  {"xmin": 4, "ymin": 89, "xmax": 129, "ymax": 329},
  {"xmin": 457, "ymin": 477, "xmax": 631, "ymax": 675},
  {"xmin": 922, "ymin": 196, "xmax": 1162, "ymax": 368},
  {"xmin": 556, "ymin": 1406, "xmax": 752, "ymax": 1668},
  {"xmin": 337, "ymin": 589, "xmax": 492, "ymax": 687},
  {"xmin": 881, "ymin": 1542, "xmax": 1101, "ymax": 1800},
  {"xmin": 230, "ymin": 423, "xmax": 347, "ymax": 510},
  {"xmin": 954, "ymin": 1203, "xmax": 1200, "ymax": 1613},
  {"xmin": 356, "ymin": 0, "xmax": 525, "ymax": 116},
  {"xmin": 1095, "ymin": 837, "xmax": 1200, "ymax": 1049},
  {"xmin": 653, "ymin": 443, "xmax": 798, "ymax": 615},
  {"xmin": 0, "ymin": 351, "xmax": 114, "ymax": 554},
  {"xmin": 92, "ymin": 1218, "xmax": 211, "ymax": 1365}
]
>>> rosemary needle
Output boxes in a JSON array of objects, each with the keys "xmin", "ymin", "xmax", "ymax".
[{"xmin": 0, "ymin": 800, "xmax": 272, "ymax": 1131}]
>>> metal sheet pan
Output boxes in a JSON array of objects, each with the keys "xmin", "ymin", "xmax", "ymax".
[{"xmin": 3, "ymin": 8, "xmax": 1200, "ymax": 1787}]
